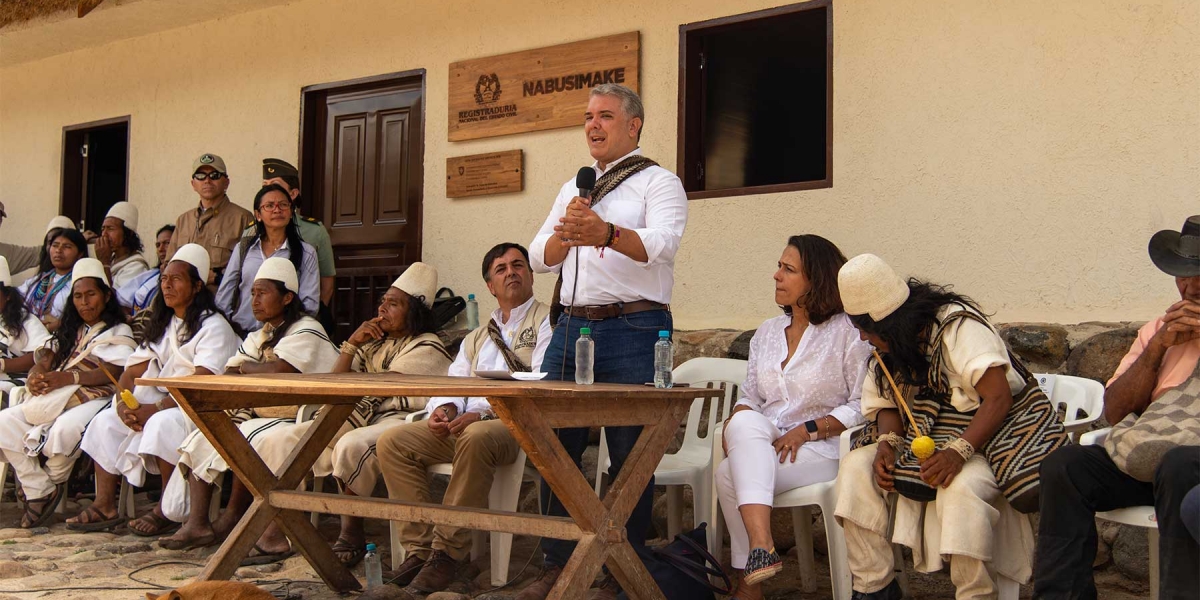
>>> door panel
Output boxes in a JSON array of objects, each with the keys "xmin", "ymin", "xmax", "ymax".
[{"xmin": 305, "ymin": 73, "xmax": 425, "ymax": 341}]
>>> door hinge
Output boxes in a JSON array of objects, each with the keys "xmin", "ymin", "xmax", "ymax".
[{"xmin": 80, "ymin": 143, "xmax": 89, "ymax": 158}]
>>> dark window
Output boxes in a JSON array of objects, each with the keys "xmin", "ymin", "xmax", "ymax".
[{"xmin": 678, "ymin": 2, "xmax": 832, "ymax": 199}]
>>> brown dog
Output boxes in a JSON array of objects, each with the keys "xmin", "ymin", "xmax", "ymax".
[{"xmin": 145, "ymin": 580, "xmax": 276, "ymax": 600}]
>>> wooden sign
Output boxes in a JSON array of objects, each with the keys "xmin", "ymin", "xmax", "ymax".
[
  {"xmin": 446, "ymin": 150, "xmax": 524, "ymax": 198},
  {"xmin": 448, "ymin": 32, "xmax": 639, "ymax": 142}
]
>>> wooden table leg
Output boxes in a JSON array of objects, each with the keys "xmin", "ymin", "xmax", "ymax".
[
  {"xmin": 491, "ymin": 396, "xmax": 689, "ymax": 600},
  {"xmin": 172, "ymin": 391, "xmax": 362, "ymax": 592}
]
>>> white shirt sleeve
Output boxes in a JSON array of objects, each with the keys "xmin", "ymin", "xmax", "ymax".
[
  {"xmin": 628, "ymin": 171, "xmax": 688, "ymax": 267},
  {"xmin": 18, "ymin": 315, "xmax": 52, "ymax": 353},
  {"xmin": 427, "ymin": 347, "xmax": 472, "ymax": 415},
  {"xmin": 734, "ymin": 329, "xmax": 766, "ymax": 412},
  {"xmin": 189, "ymin": 316, "xmax": 242, "ymax": 375},
  {"xmin": 830, "ymin": 332, "xmax": 871, "ymax": 429},
  {"xmin": 529, "ymin": 183, "xmax": 574, "ymax": 275},
  {"xmin": 530, "ymin": 315, "xmax": 552, "ymax": 373}
]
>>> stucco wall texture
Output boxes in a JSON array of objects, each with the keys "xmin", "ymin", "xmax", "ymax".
[{"xmin": 1, "ymin": 0, "xmax": 1196, "ymax": 330}]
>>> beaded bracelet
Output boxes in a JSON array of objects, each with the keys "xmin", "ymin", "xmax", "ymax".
[
  {"xmin": 339, "ymin": 341, "xmax": 360, "ymax": 356},
  {"xmin": 72, "ymin": 371, "xmax": 80, "ymax": 385},
  {"xmin": 878, "ymin": 432, "xmax": 903, "ymax": 449},
  {"xmin": 947, "ymin": 437, "xmax": 975, "ymax": 461}
]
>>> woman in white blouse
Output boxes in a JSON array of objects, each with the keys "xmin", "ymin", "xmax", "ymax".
[{"xmin": 716, "ymin": 235, "xmax": 871, "ymax": 599}]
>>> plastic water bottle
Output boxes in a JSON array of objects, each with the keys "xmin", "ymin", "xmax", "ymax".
[
  {"xmin": 364, "ymin": 543, "xmax": 383, "ymax": 588},
  {"xmin": 654, "ymin": 330, "xmax": 673, "ymax": 388},
  {"xmin": 465, "ymin": 293, "xmax": 479, "ymax": 329},
  {"xmin": 575, "ymin": 327, "xmax": 594, "ymax": 385}
]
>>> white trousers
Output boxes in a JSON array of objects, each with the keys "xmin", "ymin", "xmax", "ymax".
[
  {"xmin": 716, "ymin": 410, "xmax": 839, "ymax": 568},
  {"xmin": 81, "ymin": 403, "xmax": 193, "ymax": 487},
  {"xmin": 0, "ymin": 399, "xmax": 108, "ymax": 499}
]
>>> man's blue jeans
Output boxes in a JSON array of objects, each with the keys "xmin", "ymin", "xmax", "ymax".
[{"xmin": 538, "ymin": 309, "xmax": 672, "ymax": 568}]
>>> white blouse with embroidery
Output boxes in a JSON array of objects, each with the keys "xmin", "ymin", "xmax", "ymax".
[{"xmin": 735, "ymin": 312, "xmax": 872, "ymax": 460}]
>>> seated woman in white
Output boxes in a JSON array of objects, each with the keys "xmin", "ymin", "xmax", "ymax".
[
  {"xmin": 159, "ymin": 257, "xmax": 339, "ymax": 550},
  {"xmin": 0, "ymin": 258, "xmax": 135, "ymax": 528},
  {"xmin": 67, "ymin": 244, "xmax": 240, "ymax": 536},
  {"xmin": 716, "ymin": 235, "xmax": 871, "ymax": 599},
  {"xmin": 0, "ymin": 257, "xmax": 53, "ymax": 398},
  {"xmin": 242, "ymin": 262, "xmax": 451, "ymax": 567}
]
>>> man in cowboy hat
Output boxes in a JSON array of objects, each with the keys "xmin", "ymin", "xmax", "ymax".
[
  {"xmin": 1035, "ymin": 215, "xmax": 1200, "ymax": 599},
  {"xmin": 165, "ymin": 153, "xmax": 254, "ymax": 288}
]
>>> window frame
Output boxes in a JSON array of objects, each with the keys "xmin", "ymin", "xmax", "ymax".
[{"xmin": 676, "ymin": 0, "xmax": 833, "ymax": 200}]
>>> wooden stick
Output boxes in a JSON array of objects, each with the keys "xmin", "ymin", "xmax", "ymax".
[
  {"xmin": 872, "ymin": 350, "xmax": 923, "ymax": 438},
  {"xmin": 95, "ymin": 363, "xmax": 122, "ymax": 389}
]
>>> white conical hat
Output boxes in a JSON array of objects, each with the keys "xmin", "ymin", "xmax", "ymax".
[
  {"xmin": 838, "ymin": 254, "xmax": 911, "ymax": 321},
  {"xmin": 45, "ymin": 216, "xmax": 76, "ymax": 233},
  {"xmin": 390, "ymin": 262, "xmax": 437, "ymax": 307},
  {"xmin": 71, "ymin": 257, "xmax": 109, "ymax": 289},
  {"xmin": 105, "ymin": 202, "xmax": 139, "ymax": 231},
  {"xmin": 254, "ymin": 256, "xmax": 299, "ymax": 293},
  {"xmin": 0, "ymin": 257, "xmax": 10, "ymax": 287},
  {"xmin": 170, "ymin": 243, "xmax": 211, "ymax": 283}
]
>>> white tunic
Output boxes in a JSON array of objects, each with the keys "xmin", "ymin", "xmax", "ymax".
[
  {"xmin": 529, "ymin": 147, "xmax": 688, "ymax": 305},
  {"xmin": 0, "ymin": 314, "xmax": 52, "ymax": 389},
  {"xmin": 735, "ymin": 313, "xmax": 871, "ymax": 460},
  {"xmin": 109, "ymin": 253, "xmax": 150, "ymax": 290},
  {"xmin": 17, "ymin": 272, "xmax": 70, "ymax": 322},
  {"xmin": 124, "ymin": 313, "xmax": 241, "ymax": 407}
]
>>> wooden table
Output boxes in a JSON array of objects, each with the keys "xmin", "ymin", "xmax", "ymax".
[{"xmin": 138, "ymin": 372, "xmax": 722, "ymax": 600}]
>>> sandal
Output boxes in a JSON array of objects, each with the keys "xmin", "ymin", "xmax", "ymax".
[
  {"xmin": 331, "ymin": 538, "xmax": 366, "ymax": 568},
  {"xmin": 20, "ymin": 483, "xmax": 64, "ymax": 529},
  {"xmin": 239, "ymin": 543, "xmax": 295, "ymax": 567},
  {"xmin": 742, "ymin": 547, "xmax": 783, "ymax": 585},
  {"xmin": 158, "ymin": 532, "xmax": 217, "ymax": 551},
  {"xmin": 65, "ymin": 504, "xmax": 125, "ymax": 532},
  {"xmin": 128, "ymin": 511, "xmax": 181, "ymax": 537}
]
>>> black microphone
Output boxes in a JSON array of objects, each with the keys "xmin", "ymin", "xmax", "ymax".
[{"xmin": 576, "ymin": 167, "xmax": 596, "ymax": 200}]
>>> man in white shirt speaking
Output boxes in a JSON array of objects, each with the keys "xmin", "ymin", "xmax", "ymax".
[
  {"xmin": 377, "ymin": 242, "xmax": 551, "ymax": 593},
  {"xmin": 520, "ymin": 83, "xmax": 689, "ymax": 600}
]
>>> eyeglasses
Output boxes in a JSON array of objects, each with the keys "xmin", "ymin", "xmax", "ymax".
[
  {"xmin": 192, "ymin": 171, "xmax": 226, "ymax": 181},
  {"xmin": 259, "ymin": 201, "xmax": 293, "ymax": 213}
]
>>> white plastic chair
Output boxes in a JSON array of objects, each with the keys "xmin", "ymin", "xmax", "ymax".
[
  {"xmin": 1034, "ymin": 373, "xmax": 1105, "ymax": 441},
  {"xmin": 387, "ymin": 409, "xmax": 540, "ymax": 584},
  {"xmin": 709, "ymin": 420, "xmax": 855, "ymax": 598},
  {"xmin": 1082, "ymin": 427, "xmax": 1160, "ymax": 600},
  {"xmin": 595, "ymin": 357, "xmax": 746, "ymax": 545}
]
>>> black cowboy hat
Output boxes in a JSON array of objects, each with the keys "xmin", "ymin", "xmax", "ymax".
[{"xmin": 1149, "ymin": 215, "xmax": 1200, "ymax": 277}]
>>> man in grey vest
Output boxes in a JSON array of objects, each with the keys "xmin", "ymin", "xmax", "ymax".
[{"xmin": 377, "ymin": 242, "xmax": 551, "ymax": 593}]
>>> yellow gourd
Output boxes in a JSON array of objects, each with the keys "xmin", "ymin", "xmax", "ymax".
[
  {"xmin": 119, "ymin": 389, "xmax": 139, "ymax": 410},
  {"xmin": 911, "ymin": 435, "xmax": 936, "ymax": 460}
]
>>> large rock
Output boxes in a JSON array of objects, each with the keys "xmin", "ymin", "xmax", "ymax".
[
  {"xmin": 1065, "ymin": 328, "xmax": 1140, "ymax": 384},
  {"xmin": 1112, "ymin": 525, "xmax": 1150, "ymax": 582},
  {"xmin": 673, "ymin": 329, "xmax": 743, "ymax": 365},
  {"xmin": 728, "ymin": 330, "xmax": 757, "ymax": 361},
  {"xmin": 999, "ymin": 323, "xmax": 1070, "ymax": 370},
  {"xmin": 0, "ymin": 561, "xmax": 32, "ymax": 579}
]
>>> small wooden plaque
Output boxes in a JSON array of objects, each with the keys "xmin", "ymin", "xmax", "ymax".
[
  {"xmin": 446, "ymin": 150, "xmax": 523, "ymax": 198},
  {"xmin": 448, "ymin": 32, "xmax": 639, "ymax": 142}
]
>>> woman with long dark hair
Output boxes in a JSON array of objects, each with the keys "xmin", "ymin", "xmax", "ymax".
[
  {"xmin": 239, "ymin": 262, "xmax": 450, "ymax": 566},
  {"xmin": 0, "ymin": 258, "xmax": 135, "ymax": 528},
  {"xmin": 159, "ymin": 257, "xmax": 339, "ymax": 549},
  {"xmin": 68, "ymin": 244, "xmax": 239, "ymax": 536},
  {"xmin": 18, "ymin": 228, "xmax": 88, "ymax": 332},
  {"xmin": 715, "ymin": 235, "xmax": 871, "ymax": 598},
  {"xmin": 0, "ymin": 257, "xmax": 53, "ymax": 399},
  {"xmin": 216, "ymin": 184, "xmax": 319, "ymax": 333},
  {"xmin": 833, "ymin": 254, "xmax": 1055, "ymax": 600}
]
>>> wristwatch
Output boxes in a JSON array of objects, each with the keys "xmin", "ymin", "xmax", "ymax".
[
  {"xmin": 804, "ymin": 420, "xmax": 819, "ymax": 438},
  {"xmin": 154, "ymin": 398, "xmax": 167, "ymax": 411}
]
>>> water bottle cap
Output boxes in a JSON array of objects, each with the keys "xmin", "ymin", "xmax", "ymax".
[
  {"xmin": 659, "ymin": 330, "xmax": 670, "ymax": 337},
  {"xmin": 580, "ymin": 327, "xmax": 591, "ymax": 335},
  {"xmin": 468, "ymin": 294, "xmax": 475, "ymax": 300},
  {"xmin": 366, "ymin": 543, "xmax": 377, "ymax": 551}
]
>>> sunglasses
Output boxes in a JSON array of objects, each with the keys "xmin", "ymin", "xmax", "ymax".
[{"xmin": 192, "ymin": 171, "xmax": 226, "ymax": 181}]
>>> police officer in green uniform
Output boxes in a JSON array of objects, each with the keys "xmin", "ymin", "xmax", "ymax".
[{"xmin": 244, "ymin": 158, "xmax": 337, "ymax": 332}]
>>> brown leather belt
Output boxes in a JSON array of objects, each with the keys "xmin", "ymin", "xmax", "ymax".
[{"xmin": 562, "ymin": 300, "xmax": 667, "ymax": 321}]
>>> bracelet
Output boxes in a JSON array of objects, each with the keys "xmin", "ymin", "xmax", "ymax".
[
  {"xmin": 878, "ymin": 432, "xmax": 904, "ymax": 449},
  {"xmin": 603, "ymin": 222, "xmax": 616, "ymax": 247},
  {"xmin": 72, "ymin": 371, "xmax": 80, "ymax": 385},
  {"xmin": 821, "ymin": 416, "xmax": 829, "ymax": 440},
  {"xmin": 339, "ymin": 341, "xmax": 359, "ymax": 355},
  {"xmin": 947, "ymin": 437, "xmax": 975, "ymax": 461},
  {"xmin": 0, "ymin": 358, "xmax": 6, "ymax": 373}
]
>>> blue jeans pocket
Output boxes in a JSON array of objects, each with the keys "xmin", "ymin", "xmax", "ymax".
[{"xmin": 618, "ymin": 310, "xmax": 672, "ymax": 332}]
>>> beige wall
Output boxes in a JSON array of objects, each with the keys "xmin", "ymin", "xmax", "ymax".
[{"xmin": 1, "ymin": 0, "xmax": 1196, "ymax": 330}]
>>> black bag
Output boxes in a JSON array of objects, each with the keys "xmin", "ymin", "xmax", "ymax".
[
  {"xmin": 616, "ymin": 524, "xmax": 731, "ymax": 600},
  {"xmin": 431, "ymin": 287, "xmax": 466, "ymax": 330}
]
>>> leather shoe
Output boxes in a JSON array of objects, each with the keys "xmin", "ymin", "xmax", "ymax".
[
  {"xmin": 515, "ymin": 563, "xmax": 563, "ymax": 600},
  {"xmin": 409, "ymin": 549, "xmax": 461, "ymax": 593},
  {"xmin": 382, "ymin": 553, "xmax": 426, "ymax": 587},
  {"xmin": 586, "ymin": 574, "xmax": 621, "ymax": 600}
]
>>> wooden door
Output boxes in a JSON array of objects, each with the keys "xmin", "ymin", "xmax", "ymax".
[{"xmin": 302, "ymin": 72, "xmax": 425, "ymax": 341}]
